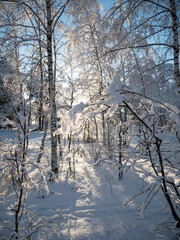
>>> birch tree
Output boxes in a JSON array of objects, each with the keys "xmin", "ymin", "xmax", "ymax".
[
  {"xmin": 45, "ymin": 0, "xmax": 70, "ymax": 173},
  {"xmin": 1, "ymin": 0, "xmax": 70, "ymax": 173}
]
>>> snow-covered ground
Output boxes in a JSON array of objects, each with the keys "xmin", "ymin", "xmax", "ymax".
[{"xmin": 0, "ymin": 129, "xmax": 179, "ymax": 239}]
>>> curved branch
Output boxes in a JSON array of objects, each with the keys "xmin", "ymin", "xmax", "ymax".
[
  {"xmin": 52, "ymin": 0, "xmax": 70, "ymax": 34},
  {"xmin": 1, "ymin": 0, "xmax": 47, "ymax": 31}
]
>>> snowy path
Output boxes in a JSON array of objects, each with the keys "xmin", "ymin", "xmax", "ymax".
[
  {"xmin": 59, "ymin": 202, "xmax": 154, "ymax": 240},
  {"xmin": 55, "ymin": 155, "xmax": 172, "ymax": 240},
  {"xmin": 30, "ymin": 147, "xmax": 176, "ymax": 240},
  {"xmin": 27, "ymin": 135, "xmax": 178, "ymax": 240},
  {"xmin": 0, "ymin": 130, "xmax": 178, "ymax": 240}
]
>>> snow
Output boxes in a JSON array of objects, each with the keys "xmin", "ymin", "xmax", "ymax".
[{"xmin": 0, "ymin": 130, "xmax": 179, "ymax": 240}]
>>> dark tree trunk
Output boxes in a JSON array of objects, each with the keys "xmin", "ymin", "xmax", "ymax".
[{"xmin": 169, "ymin": 0, "xmax": 180, "ymax": 91}]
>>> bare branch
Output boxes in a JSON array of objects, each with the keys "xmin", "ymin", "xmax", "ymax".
[{"xmin": 52, "ymin": 0, "xmax": 70, "ymax": 33}]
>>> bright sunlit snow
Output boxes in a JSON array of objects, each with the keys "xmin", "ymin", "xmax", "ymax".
[{"xmin": 0, "ymin": 129, "xmax": 179, "ymax": 240}]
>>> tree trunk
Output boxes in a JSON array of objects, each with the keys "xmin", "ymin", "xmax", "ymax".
[
  {"xmin": 94, "ymin": 116, "xmax": 98, "ymax": 141},
  {"xmin": 46, "ymin": 0, "xmax": 58, "ymax": 173},
  {"xmin": 102, "ymin": 111, "xmax": 106, "ymax": 147},
  {"xmin": 38, "ymin": 27, "xmax": 44, "ymax": 130},
  {"xmin": 169, "ymin": 0, "xmax": 180, "ymax": 92},
  {"xmin": 37, "ymin": 118, "xmax": 48, "ymax": 163}
]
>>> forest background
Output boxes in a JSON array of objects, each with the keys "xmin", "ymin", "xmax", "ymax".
[{"xmin": 0, "ymin": 0, "xmax": 180, "ymax": 239}]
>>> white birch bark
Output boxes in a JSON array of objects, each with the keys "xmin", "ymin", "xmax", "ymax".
[{"xmin": 46, "ymin": 0, "xmax": 58, "ymax": 173}]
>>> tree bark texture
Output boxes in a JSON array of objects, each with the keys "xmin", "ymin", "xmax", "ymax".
[
  {"xmin": 38, "ymin": 26, "xmax": 44, "ymax": 130},
  {"xmin": 169, "ymin": 0, "xmax": 180, "ymax": 91},
  {"xmin": 46, "ymin": 0, "xmax": 58, "ymax": 173}
]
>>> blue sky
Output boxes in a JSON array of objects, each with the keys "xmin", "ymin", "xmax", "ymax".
[{"xmin": 99, "ymin": 0, "xmax": 115, "ymax": 11}]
